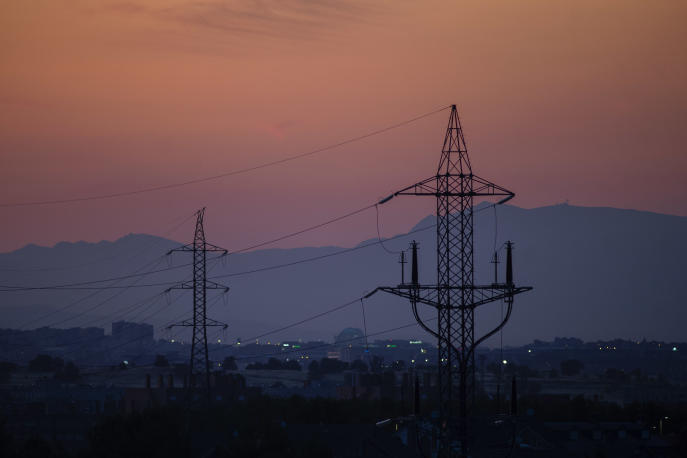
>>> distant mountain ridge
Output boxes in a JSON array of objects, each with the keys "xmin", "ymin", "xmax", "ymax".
[{"xmin": 1, "ymin": 204, "xmax": 685, "ymax": 346}]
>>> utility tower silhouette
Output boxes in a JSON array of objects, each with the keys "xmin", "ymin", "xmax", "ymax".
[
  {"xmin": 368, "ymin": 105, "xmax": 532, "ymax": 457},
  {"xmin": 167, "ymin": 208, "xmax": 229, "ymax": 404}
]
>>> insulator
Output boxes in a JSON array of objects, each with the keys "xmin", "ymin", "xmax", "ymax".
[
  {"xmin": 411, "ymin": 240, "xmax": 419, "ymax": 286},
  {"xmin": 506, "ymin": 241, "xmax": 513, "ymax": 285}
]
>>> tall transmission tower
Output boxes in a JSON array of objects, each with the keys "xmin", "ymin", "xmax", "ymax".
[
  {"xmin": 167, "ymin": 208, "xmax": 229, "ymax": 404},
  {"xmin": 368, "ymin": 105, "xmax": 532, "ymax": 457}
]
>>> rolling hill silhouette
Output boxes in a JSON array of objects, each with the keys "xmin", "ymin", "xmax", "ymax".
[{"xmin": 1, "ymin": 204, "xmax": 684, "ymax": 346}]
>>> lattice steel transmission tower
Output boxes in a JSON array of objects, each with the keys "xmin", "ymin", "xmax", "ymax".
[
  {"xmin": 167, "ymin": 208, "xmax": 229, "ymax": 404},
  {"xmin": 368, "ymin": 105, "xmax": 532, "ymax": 457}
]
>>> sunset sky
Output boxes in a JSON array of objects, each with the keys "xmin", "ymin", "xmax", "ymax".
[{"xmin": 1, "ymin": 0, "xmax": 686, "ymax": 253}]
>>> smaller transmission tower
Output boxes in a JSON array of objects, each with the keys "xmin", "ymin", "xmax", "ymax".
[{"xmin": 167, "ymin": 208, "xmax": 229, "ymax": 404}]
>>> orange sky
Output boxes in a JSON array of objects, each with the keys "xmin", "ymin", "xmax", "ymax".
[{"xmin": 1, "ymin": 0, "xmax": 686, "ymax": 252}]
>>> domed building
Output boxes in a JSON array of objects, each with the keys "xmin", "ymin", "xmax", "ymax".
[{"xmin": 334, "ymin": 327, "xmax": 365, "ymax": 345}]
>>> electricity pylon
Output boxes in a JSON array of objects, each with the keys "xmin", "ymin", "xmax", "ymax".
[
  {"xmin": 167, "ymin": 208, "xmax": 229, "ymax": 405},
  {"xmin": 368, "ymin": 105, "xmax": 532, "ymax": 457}
]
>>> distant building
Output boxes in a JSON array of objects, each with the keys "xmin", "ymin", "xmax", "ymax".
[{"xmin": 334, "ymin": 328, "xmax": 365, "ymax": 345}]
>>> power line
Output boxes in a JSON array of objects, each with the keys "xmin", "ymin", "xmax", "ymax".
[
  {"xmin": 209, "ymin": 204, "xmax": 499, "ymax": 280},
  {"xmin": 14, "ymin": 256, "xmax": 165, "ymax": 329},
  {"xmin": 0, "ymin": 204, "xmax": 497, "ymax": 292},
  {"xmin": 0, "ymin": 201, "xmax": 375, "ymax": 291},
  {"xmin": 375, "ymin": 203, "xmax": 404, "ymax": 255},
  {"xmin": 238, "ymin": 297, "xmax": 362, "ymax": 344},
  {"xmin": 11, "ymin": 214, "xmax": 217, "ymax": 331},
  {"xmin": 228, "ymin": 203, "xmax": 377, "ymax": 255},
  {"xmin": 234, "ymin": 317, "xmax": 437, "ymax": 362},
  {"xmin": 0, "ymin": 106, "xmax": 450, "ymax": 208},
  {"xmin": 0, "ymin": 210, "xmax": 198, "ymax": 272},
  {"xmin": 0, "ymin": 255, "xmax": 222, "ymax": 292},
  {"xmin": 209, "ymin": 223, "xmax": 435, "ymax": 280},
  {"xmin": 85, "ymin": 316, "xmax": 430, "ymax": 382},
  {"xmin": 0, "ymin": 209, "xmax": 199, "ymax": 293},
  {"xmin": 42, "ymin": 290, "xmax": 191, "ymax": 361},
  {"xmin": 6, "ymin": 292, "xmax": 169, "ymax": 355},
  {"xmin": 76, "ymin": 293, "xmax": 223, "ymax": 381}
]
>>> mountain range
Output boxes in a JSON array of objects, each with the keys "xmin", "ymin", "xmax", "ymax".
[{"xmin": 1, "ymin": 204, "xmax": 685, "ymax": 347}]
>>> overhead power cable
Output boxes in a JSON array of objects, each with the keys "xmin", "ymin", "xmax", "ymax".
[
  {"xmin": 83, "ymin": 315, "xmax": 433, "ymax": 379},
  {"xmin": 0, "ymin": 255, "xmax": 223, "ymax": 292},
  {"xmin": 209, "ymin": 223, "xmax": 435, "ymax": 280},
  {"xmin": 0, "ymin": 201, "xmax": 376, "ymax": 291},
  {"xmin": 0, "ymin": 203, "xmax": 498, "ymax": 292},
  {"xmin": 0, "ymin": 210, "xmax": 197, "ymax": 272},
  {"xmin": 375, "ymin": 203, "xmax": 404, "ymax": 255},
  {"xmin": 14, "ymin": 256, "xmax": 164, "ymax": 329},
  {"xmin": 229, "ymin": 203, "xmax": 377, "ymax": 255},
  {"xmin": 0, "ymin": 105, "xmax": 450, "ymax": 208},
  {"xmin": 73, "ymin": 293, "xmax": 222, "ymax": 378},
  {"xmin": 234, "ymin": 317, "xmax": 437, "ymax": 362},
  {"xmin": 238, "ymin": 297, "xmax": 362, "ymax": 344}
]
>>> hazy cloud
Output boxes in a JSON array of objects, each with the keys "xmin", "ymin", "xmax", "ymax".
[{"xmin": 104, "ymin": 0, "xmax": 381, "ymax": 41}]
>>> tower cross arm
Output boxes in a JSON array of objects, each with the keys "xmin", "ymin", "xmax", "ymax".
[
  {"xmin": 167, "ymin": 243, "xmax": 228, "ymax": 255},
  {"xmin": 471, "ymin": 174, "xmax": 514, "ymax": 200},
  {"xmin": 166, "ymin": 280, "xmax": 230, "ymax": 292},
  {"xmin": 168, "ymin": 318, "xmax": 228, "ymax": 329},
  {"xmin": 393, "ymin": 175, "xmax": 440, "ymax": 197},
  {"xmin": 377, "ymin": 285, "xmax": 440, "ymax": 308},
  {"xmin": 203, "ymin": 243, "xmax": 229, "ymax": 254},
  {"xmin": 469, "ymin": 284, "xmax": 532, "ymax": 308},
  {"xmin": 167, "ymin": 244, "xmax": 194, "ymax": 254},
  {"xmin": 205, "ymin": 281, "xmax": 230, "ymax": 292},
  {"xmin": 374, "ymin": 284, "xmax": 532, "ymax": 309},
  {"xmin": 384, "ymin": 174, "xmax": 515, "ymax": 201}
]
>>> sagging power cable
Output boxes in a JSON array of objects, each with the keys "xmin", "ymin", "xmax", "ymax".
[{"xmin": 0, "ymin": 105, "xmax": 450, "ymax": 208}]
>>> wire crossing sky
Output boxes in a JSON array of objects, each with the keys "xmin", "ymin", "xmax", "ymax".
[{"xmin": 0, "ymin": 106, "xmax": 449, "ymax": 208}]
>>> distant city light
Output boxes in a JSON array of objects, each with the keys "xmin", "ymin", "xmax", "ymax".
[
  {"xmin": 123, "ymin": 360, "xmax": 128, "ymax": 365},
  {"xmin": 425, "ymin": 358, "xmax": 429, "ymax": 363},
  {"xmin": 171, "ymin": 339, "xmax": 175, "ymax": 343},
  {"xmin": 502, "ymin": 360, "xmax": 508, "ymax": 365},
  {"xmin": 409, "ymin": 340, "xmax": 422, "ymax": 345},
  {"xmin": 283, "ymin": 343, "xmax": 290, "ymax": 347},
  {"xmin": 527, "ymin": 349, "xmax": 532, "ymax": 353},
  {"xmin": 673, "ymin": 346, "xmax": 678, "ymax": 352},
  {"xmin": 217, "ymin": 339, "xmax": 221, "ymax": 343},
  {"xmin": 411, "ymin": 359, "xmax": 415, "ymax": 363}
]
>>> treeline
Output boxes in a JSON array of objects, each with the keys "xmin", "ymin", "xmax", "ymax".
[
  {"xmin": 2, "ymin": 397, "xmax": 686, "ymax": 457},
  {"xmin": 28, "ymin": 355, "xmax": 80, "ymax": 381},
  {"xmin": 0, "ymin": 397, "xmax": 408, "ymax": 458}
]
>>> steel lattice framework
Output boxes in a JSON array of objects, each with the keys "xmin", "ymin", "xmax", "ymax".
[
  {"xmin": 167, "ymin": 208, "xmax": 229, "ymax": 404},
  {"xmin": 368, "ymin": 105, "xmax": 532, "ymax": 457}
]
